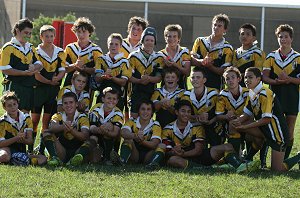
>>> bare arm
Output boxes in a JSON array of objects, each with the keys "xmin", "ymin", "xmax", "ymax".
[{"xmin": 139, "ymin": 138, "xmax": 160, "ymax": 150}]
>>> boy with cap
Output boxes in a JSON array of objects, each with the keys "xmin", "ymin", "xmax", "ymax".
[{"xmin": 128, "ymin": 27, "xmax": 164, "ymax": 118}]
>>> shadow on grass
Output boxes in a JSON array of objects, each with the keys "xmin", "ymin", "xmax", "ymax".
[{"xmin": 41, "ymin": 163, "xmax": 300, "ymax": 179}]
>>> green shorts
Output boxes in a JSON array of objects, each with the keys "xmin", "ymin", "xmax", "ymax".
[
  {"xmin": 5, "ymin": 82, "xmax": 34, "ymax": 111},
  {"xmin": 33, "ymin": 85, "xmax": 59, "ymax": 108}
]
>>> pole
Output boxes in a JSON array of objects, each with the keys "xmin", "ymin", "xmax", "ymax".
[
  {"xmin": 22, "ymin": 0, "xmax": 26, "ymax": 18},
  {"xmin": 260, "ymin": 7, "xmax": 265, "ymax": 50},
  {"xmin": 144, "ymin": 1, "xmax": 148, "ymax": 20}
]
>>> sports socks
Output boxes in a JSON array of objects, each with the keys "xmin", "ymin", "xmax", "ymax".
[
  {"xmin": 224, "ymin": 152, "xmax": 242, "ymax": 168},
  {"xmin": 120, "ymin": 143, "xmax": 132, "ymax": 163},
  {"xmin": 284, "ymin": 139, "xmax": 294, "ymax": 159},
  {"xmin": 228, "ymin": 137, "xmax": 241, "ymax": 155},
  {"xmin": 43, "ymin": 135, "xmax": 57, "ymax": 157},
  {"xmin": 283, "ymin": 152, "xmax": 300, "ymax": 170},
  {"xmin": 245, "ymin": 142, "xmax": 260, "ymax": 161},
  {"xmin": 149, "ymin": 147, "xmax": 165, "ymax": 165}
]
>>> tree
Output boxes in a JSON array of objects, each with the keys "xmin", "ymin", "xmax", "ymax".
[{"xmin": 30, "ymin": 12, "xmax": 99, "ymax": 47}]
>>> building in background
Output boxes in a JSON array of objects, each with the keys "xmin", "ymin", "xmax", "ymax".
[{"xmin": 1, "ymin": 0, "xmax": 300, "ymax": 55}]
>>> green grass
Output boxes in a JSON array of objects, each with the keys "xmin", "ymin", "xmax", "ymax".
[{"xmin": 1, "ymin": 76, "xmax": 300, "ymax": 197}]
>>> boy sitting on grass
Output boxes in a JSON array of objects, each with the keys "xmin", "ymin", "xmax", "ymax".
[
  {"xmin": 230, "ymin": 67, "xmax": 300, "ymax": 171},
  {"xmin": 43, "ymin": 92, "xmax": 91, "ymax": 166},
  {"xmin": 89, "ymin": 87, "xmax": 124, "ymax": 164},
  {"xmin": 57, "ymin": 71, "xmax": 90, "ymax": 113},
  {"xmin": 146, "ymin": 99, "xmax": 259, "ymax": 173},
  {"xmin": 111, "ymin": 100, "xmax": 161, "ymax": 166},
  {"xmin": 0, "ymin": 91, "xmax": 47, "ymax": 166}
]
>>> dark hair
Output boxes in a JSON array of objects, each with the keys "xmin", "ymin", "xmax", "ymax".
[
  {"xmin": 72, "ymin": 71, "xmax": 88, "ymax": 81},
  {"xmin": 223, "ymin": 66, "xmax": 242, "ymax": 79},
  {"xmin": 127, "ymin": 16, "xmax": 149, "ymax": 33},
  {"xmin": 239, "ymin": 23, "xmax": 256, "ymax": 37},
  {"xmin": 164, "ymin": 24, "xmax": 182, "ymax": 39},
  {"xmin": 275, "ymin": 24, "xmax": 294, "ymax": 39},
  {"xmin": 107, "ymin": 33, "xmax": 123, "ymax": 46},
  {"xmin": 1, "ymin": 91, "xmax": 20, "ymax": 106},
  {"xmin": 72, "ymin": 17, "xmax": 95, "ymax": 35},
  {"xmin": 245, "ymin": 67, "xmax": 261, "ymax": 78},
  {"xmin": 62, "ymin": 92, "xmax": 78, "ymax": 103},
  {"xmin": 102, "ymin": 87, "xmax": 119, "ymax": 98},
  {"xmin": 174, "ymin": 100, "xmax": 194, "ymax": 114},
  {"xmin": 162, "ymin": 67, "xmax": 180, "ymax": 79},
  {"xmin": 192, "ymin": 66, "xmax": 207, "ymax": 78},
  {"xmin": 12, "ymin": 18, "xmax": 33, "ymax": 36},
  {"xmin": 137, "ymin": 99, "xmax": 155, "ymax": 114},
  {"xmin": 212, "ymin": 14, "xmax": 230, "ymax": 30}
]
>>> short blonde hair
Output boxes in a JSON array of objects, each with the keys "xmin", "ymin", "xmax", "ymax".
[
  {"xmin": 40, "ymin": 25, "xmax": 56, "ymax": 36},
  {"xmin": 164, "ymin": 24, "xmax": 182, "ymax": 39}
]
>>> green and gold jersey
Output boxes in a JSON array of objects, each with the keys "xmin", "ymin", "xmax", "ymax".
[
  {"xmin": 160, "ymin": 46, "xmax": 191, "ymax": 89},
  {"xmin": 192, "ymin": 36, "xmax": 233, "ymax": 89},
  {"xmin": 233, "ymin": 45, "xmax": 265, "ymax": 73},
  {"xmin": 122, "ymin": 117, "xmax": 162, "ymax": 142},
  {"xmin": 36, "ymin": 44, "xmax": 66, "ymax": 85},
  {"xmin": 181, "ymin": 87, "xmax": 218, "ymax": 120},
  {"xmin": 95, "ymin": 53, "xmax": 131, "ymax": 95},
  {"xmin": 50, "ymin": 111, "xmax": 89, "ymax": 149},
  {"xmin": 57, "ymin": 85, "xmax": 90, "ymax": 112},
  {"xmin": 0, "ymin": 37, "xmax": 41, "ymax": 85},
  {"xmin": 216, "ymin": 86, "xmax": 249, "ymax": 117},
  {"xmin": 162, "ymin": 121, "xmax": 205, "ymax": 149},
  {"xmin": 64, "ymin": 42, "xmax": 103, "ymax": 86},
  {"xmin": 0, "ymin": 110, "xmax": 33, "ymax": 152},
  {"xmin": 263, "ymin": 49, "xmax": 300, "ymax": 113},
  {"xmin": 89, "ymin": 103, "xmax": 124, "ymax": 128},
  {"xmin": 243, "ymin": 82, "xmax": 288, "ymax": 146},
  {"xmin": 128, "ymin": 48, "xmax": 164, "ymax": 94},
  {"xmin": 151, "ymin": 86, "xmax": 185, "ymax": 127},
  {"xmin": 120, "ymin": 37, "xmax": 141, "ymax": 58}
]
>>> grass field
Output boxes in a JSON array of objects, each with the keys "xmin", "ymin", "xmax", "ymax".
[{"xmin": 0, "ymin": 77, "xmax": 300, "ymax": 197}]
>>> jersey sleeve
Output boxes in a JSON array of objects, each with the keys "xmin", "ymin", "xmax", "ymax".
[
  {"xmin": 151, "ymin": 89, "xmax": 160, "ymax": 103},
  {"xmin": 58, "ymin": 50, "xmax": 67, "ymax": 70},
  {"xmin": 79, "ymin": 115, "xmax": 90, "ymax": 130},
  {"xmin": 260, "ymin": 91, "xmax": 273, "ymax": 118},
  {"xmin": 215, "ymin": 94, "xmax": 226, "ymax": 115},
  {"xmin": 263, "ymin": 53, "xmax": 273, "ymax": 71},
  {"xmin": 192, "ymin": 125, "xmax": 206, "ymax": 142},
  {"xmin": 24, "ymin": 115, "xmax": 33, "ymax": 132},
  {"xmin": 253, "ymin": 50, "xmax": 266, "ymax": 71},
  {"xmin": 0, "ymin": 45, "xmax": 13, "ymax": 70},
  {"xmin": 222, "ymin": 46, "xmax": 233, "ymax": 67},
  {"xmin": 0, "ymin": 121, "xmax": 6, "ymax": 140},
  {"xmin": 121, "ymin": 60, "xmax": 132, "ymax": 79},
  {"xmin": 151, "ymin": 123, "xmax": 162, "ymax": 141},
  {"xmin": 121, "ymin": 119, "xmax": 134, "ymax": 133},
  {"xmin": 161, "ymin": 128, "xmax": 173, "ymax": 149},
  {"xmin": 112, "ymin": 111, "xmax": 124, "ymax": 128},
  {"xmin": 191, "ymin": 37, "xmax": 202, "ymax": 58}
]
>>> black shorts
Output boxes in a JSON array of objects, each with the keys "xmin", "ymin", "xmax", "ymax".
[
  {"xmin": 134, "ymin": 141, "xmax": 152, "ymax": 163},
  {"xmin": 192, "ymin": 148, "xmax": 217, "ymax": 166}
]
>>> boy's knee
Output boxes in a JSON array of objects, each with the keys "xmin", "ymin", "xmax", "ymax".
[{"xmin": 0, "ymin": 149, "xmax": 11, "ymax": 163}]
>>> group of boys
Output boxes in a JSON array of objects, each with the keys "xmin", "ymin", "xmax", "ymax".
[{"xmin": 0, "ymin": 13, "xmax": 300, "ymax": 173}]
